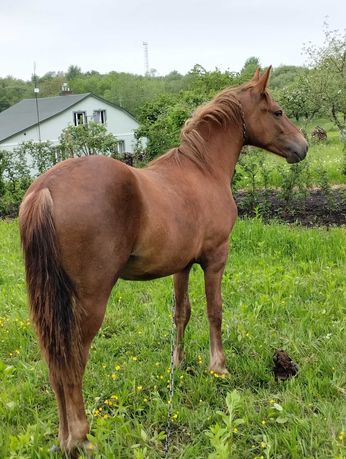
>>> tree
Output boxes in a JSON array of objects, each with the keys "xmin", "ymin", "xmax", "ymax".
[
  {"xmin": 58, "ymin": 122, "xmax": 119, "ymax": 158},
  {"xmin": 135, "ymin": 67, "xmax": 240, "ymax": 161},
  {"xmin": 303, "ymin": 23, "xmax": 346, "ymax": 135},
  {"xmin": 0, "ymin": 77, "xmax": 32, "ymax": 112},
  {"xmin": 66, "ymin": 65, "xmax": 82, "ymax": 81},
  {"xmin": 240, "ymin": 57, "xmax": 261, "ymax": 82},
  {"xmin": 278, "ymin": 73, "xmax": 322, "ymax": 121}
]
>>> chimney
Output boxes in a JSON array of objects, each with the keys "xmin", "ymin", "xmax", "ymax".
[{"xmin": 60, "ymin": 83, "xmax": 72, "ymax": 96}]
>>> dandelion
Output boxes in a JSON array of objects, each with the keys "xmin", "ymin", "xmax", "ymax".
[
  {"xmin": 111, "ymin": 394, "xmax": 119, "ymax": 400},
  {"xmin": 233, "ymin": 427, "xmax": 238, "ymax": 433},
  {"xmin": 115, "ymin": 365, "xmax": 121, "ymax": 371},
  {"xmin": 261, "ymin": 420, "xmax": 266, "ymax": 425},
  {"xmin": 136, "ymin": 385, "xmax": 143, "ymax": 391},
  {"xmin": 338, "ymin": 431, "xmax": 344, "ymax": 441},
  {"xmin": 132, "ymin": 356, "xmax": 138, "ymax": 361},
  {"xmin": 111, "ymin": 373, "xmax": 117, "ymax": 380}
]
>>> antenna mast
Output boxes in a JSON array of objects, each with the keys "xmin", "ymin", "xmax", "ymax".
[
  {"xmin": 143, "ymin": 41, "xmax": 149, "ymax": 76},
  {"xmin": 33, "ymin": 62, "xmax": 41, "ymax": 142}
]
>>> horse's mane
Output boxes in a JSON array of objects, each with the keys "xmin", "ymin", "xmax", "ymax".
[{"xmin": 149, "ymin": 83, "xmax": 254, "ymax": 169}]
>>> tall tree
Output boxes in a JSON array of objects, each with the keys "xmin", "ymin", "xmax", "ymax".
[{"xmin": 303, "ymin": 23, "xmax": 346, "ymax": 135}]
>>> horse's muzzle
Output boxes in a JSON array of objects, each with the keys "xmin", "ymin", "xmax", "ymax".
[{"xmin": 286, "ymin": 139, "xmax": 308, "ymax": 164}]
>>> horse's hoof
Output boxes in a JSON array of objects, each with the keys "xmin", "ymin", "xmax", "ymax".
[
  {"xmin": 81, "ymin": 441, "xmax": 97, "ymax": 456},
  {"xmin": 173, "ymin": 348, "xmax": 185, "ymax": 368},
  {"xmin": 209, "ymin": 366, "xmax": 230, "ymax": 376}
]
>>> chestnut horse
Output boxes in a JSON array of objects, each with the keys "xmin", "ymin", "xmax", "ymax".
[{"xmin": 19, "ymin": 68, "xmax": 307, "ymax": 453}]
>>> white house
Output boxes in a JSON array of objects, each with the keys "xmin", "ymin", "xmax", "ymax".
[{"xmin": 0, "ymin": 91, "xmax": 139, "ymax": 153}]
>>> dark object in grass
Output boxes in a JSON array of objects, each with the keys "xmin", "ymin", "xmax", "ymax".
[
  {"xmin": 273, "ymin": 349, "xmax": 299, "ymax": 381},
  {"xmin": 311, "ymin": 126, "xmax": 327, "ymax": 141}
]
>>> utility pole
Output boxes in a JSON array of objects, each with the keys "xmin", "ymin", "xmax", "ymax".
[
  {"xmin": 33, "ymin": 62, "xmax": 41, "ymax": 142},
  {"xmin": 143, "ymin": 41, "xmax": 149, "ymax": 76}
]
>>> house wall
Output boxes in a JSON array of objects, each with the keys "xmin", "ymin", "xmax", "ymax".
[{"xmin": 0, "ymin": 96, "xmax": 139, "ymax": 152}]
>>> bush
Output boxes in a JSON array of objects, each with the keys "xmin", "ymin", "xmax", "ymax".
[{"xmin": 0, "ymin": 123, "xmax": 122, "ymax": 217}]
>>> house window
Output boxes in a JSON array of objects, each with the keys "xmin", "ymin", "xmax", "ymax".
[
  {"xmin": 93, "ymin": 110, "xmax": 107, "ymax": 124},
  {"xmin": 117, "ymin": 140, "xmax": 126, "ymax": 154},
  {"xmin": 73, "ymin": 111, "xmax": 87, "ymax": 126}
]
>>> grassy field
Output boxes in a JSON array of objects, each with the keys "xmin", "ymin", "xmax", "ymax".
[{"xmin": 0, "ymin": 219, "xmax": 345, "ymax": 458}]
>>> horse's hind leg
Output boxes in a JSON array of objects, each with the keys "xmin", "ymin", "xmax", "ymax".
[
  {"xmin": 173, "ymin": 266, "xmax": 192, "ymax": 367},
  {"xmin": 63, "ymin": 291, "xmax": 111, "ymax": 452},
  {"xmin": 203, "ymin": 244, "xmax": 229, "ymax": 375},
  {"xmin": 49, "ymin": 375, "xmax": 69, "ymax": 450}
]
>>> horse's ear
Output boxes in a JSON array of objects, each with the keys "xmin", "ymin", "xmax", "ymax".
[
  {"xmin": 252, "ymin": 68, "xmax": 260, "ymax": 82},
  {"xmin": 255, "ymin": 65, "xmax": 272, "ymax": 94}
]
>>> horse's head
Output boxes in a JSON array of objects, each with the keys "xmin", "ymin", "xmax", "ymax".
[{"xmin": 237, "ymin": 67, "xmax": 308, "ymax": 163}]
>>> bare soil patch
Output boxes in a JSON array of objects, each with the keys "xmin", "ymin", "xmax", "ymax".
[{"xmin": 235, "ymin": 187, "xmax": 346, "ymax": 227}]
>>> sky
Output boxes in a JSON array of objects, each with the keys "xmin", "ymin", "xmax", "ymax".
[{"xmin": 1, "ymin": 0, "xmax": 345, "ymax": 81}]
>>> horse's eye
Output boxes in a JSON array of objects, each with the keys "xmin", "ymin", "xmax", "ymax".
[{"xmin": 274, "ymin": 110, "xmax": 283, "ymax": 118}]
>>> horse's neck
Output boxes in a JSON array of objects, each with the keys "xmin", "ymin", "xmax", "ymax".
[{"xmin": 202, "ymin": 125, "xmax": 244, "ymax": 181}]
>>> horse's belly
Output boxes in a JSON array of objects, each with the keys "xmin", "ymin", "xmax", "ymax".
[{"xmin": 119, "ymin": 252, "xmax": 193, "ymax": 281}]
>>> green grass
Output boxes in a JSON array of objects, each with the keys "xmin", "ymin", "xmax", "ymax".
[{"xmin": 0, "ymin": 219, "xmax": 345, "ymax": 458}]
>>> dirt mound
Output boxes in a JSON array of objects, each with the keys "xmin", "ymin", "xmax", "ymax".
[
  {"xmin": 273, "ymin": 349, "xmax": 299, "ymax": 381},
  {"xmin": 235, "ymin": 188, "xmax": 346, "ymax": 227}
]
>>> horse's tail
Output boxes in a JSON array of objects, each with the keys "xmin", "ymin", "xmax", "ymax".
[{"xmin": 19, "ymin": 188, "xmax": 83, "ymax": 382}]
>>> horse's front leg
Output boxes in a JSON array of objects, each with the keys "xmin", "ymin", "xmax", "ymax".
[
  {"xmin": 173, "ymin": 265, "xmax": 192, "ymax": 367},
  {"xmin": 203, "ymin": 244, "xmax": 229, "ymax": 375}
]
